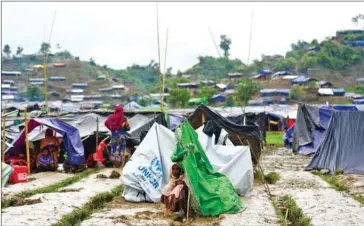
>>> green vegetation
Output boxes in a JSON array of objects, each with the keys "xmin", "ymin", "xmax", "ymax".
[
  {"xmin": 311, "ymin": 171, "xmax": 349, "ymax": 191},
  {"xmin": 236, "ymin": 78, "xmax": 260, "ymax": 105},
  {"xmin": 40, "ymin": 42, "xmax": 51, "ymax": 55},
  {"xmin": 224, "ymin": 95, "xmax": 235, "ymax": 107},
  {"xmin": 289, "ymin": 86, "xmax": 306, "ymax": 101},
  {"xmin": 1, "ymin": 169, "xmax": 100, "ymax": 209},
  {"xmin": 198, "ymin": 86, "xmax": 216, "ymax": 102},
  {"xmin": 264, "ymin": 172, "xmax": 281, "ymax": 184},
  {"xmin": 185, "ymin": 56, "xmax": 245, "ymax": 80},
  {"xmin": 273, "ymin": 195, "xmax": 312, "ymax": 226},
  {"xmin": 266, "ymin": 132, "xmax": 284, "ymax": 146},
  {"xmin": 168, "ymin": 88, "xmax": 190, "ymax": 108},
  {"xmin": 53, "ymin": 185, "xmax": 123, "ymax": 226},
  {"xmin": 345, "ymin": 85, "xmax": 364, "ymax": 95},
  {"xmin": 3, "ymin": 44, "xmax": 11, "ymax": 58},
  {"xmin": 219, "ymin": 35, "xmax": 232, "ymax": 57},
  {"xmin": 24, "ymin": 86, "xmax": 45, "ymax": 101}
]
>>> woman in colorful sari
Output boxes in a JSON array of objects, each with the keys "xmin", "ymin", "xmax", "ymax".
[
  {"xmin": 41, "ymin": 129, "xmax": 60, "ymax": 165},
  {"xmin": 104, "ymin": 105, "xmax": 130, "ymax": 167},
  {"xmin": 161, "ymin": 164, "xmax": 186, "ymax": 213}
]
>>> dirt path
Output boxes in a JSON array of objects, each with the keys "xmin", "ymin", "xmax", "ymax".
[
  {"xmin": 2, "ymin": 172, "xmax": 73, "ymax": 199},
  {"xmin": 1, "ymin": 169, "xmax": 122, "ymax": 226},
  {"xmin": 220, "ymin": 186, "xmax": 278, "ymax": 226},
  {"xmin": 261, "ymin": 147, "xmax": 364, "ymax": 225}
]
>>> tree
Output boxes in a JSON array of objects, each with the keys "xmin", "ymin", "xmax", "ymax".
[
  {"xmin": 352, "ymin": 14, "xmax": 364, "ymax": 28},
  {"xmin": 3, "ymin": 44, "xmax": 11, "ymax": 58},
  {"xmin": 138, "ymin": 97, "xmax": 152, "ymax": 107},
  {"xmin": 225, "ymin": 95, "xmax": 235, "ymax": 107},
  {"xmin": 198, "ymin": 86, "xmax": 216, "ymax": 102},
  {"xmin": 236, "ymin": 78, "xmax": 260, "ymax": 106},
  {"xmin": 89, "ymin": 57, "xmax": 96, "ymax": 66},
  {"xmin": 26, "ymin": 86, "xmax": 45, "ymax": 101},
  {"xmin": 75, "ymin": 56, "xmax": 80, "ymax": 60},
  {"xmin": 219, "ymin": 35, "xmax": 232, "ymax": 58},
  {"xmin": 102, "ymin": 65, "xmax": 108, "ymax": 70},
  {"xmin": 40, "ymin": 42, "xmax": 51, "ymax": 55},
  {"xmin": 16, "ymin": 46, "xmax": 24, "ymax": 56},
  {"xmin": 289, "ymin": 85, "xmax": 306, "ymax": 101},
  {"xmin": 168, "ymin": 88, "xmax": 190, "ymax": 108},
  {"xmin": 253, "ymin": 59, "xmax": 264, "ymax": 72}
]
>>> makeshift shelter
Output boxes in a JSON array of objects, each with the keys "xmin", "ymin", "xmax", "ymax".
[
  {"xmin": 169, "ymin": 114, "xmax": 184, "ymax": 131},
  {"xmin": 172, "ymin": 121, "xmax": 244, "ymax": 216},
  {"xmin": 211, "ymin": 94, "xmax": 226, "ymax": 102},
  {"xmin": 292, "ymin": 104, "xmax": 357, "ymax": 155},
  {"xmin": 291, "ymin": 76, "xmax": 317, "ymax": 86},
  {"xmin": 307, "ymin": 111, "xmax": 364, "ymax": 174},
  {"xmin": 188, "ymin": 105, "xmax": 263, "ymax": 164},
  {"xmin": 5, "ymin": 118, "xmax": 85, "ymax": 166},
  {"xmin": 123, "ymin": 101, "xmax": 142, "ymax": 110},
  {"xmin": 272, "ymin": 71, "xmax": 291, "ymax": 78}
]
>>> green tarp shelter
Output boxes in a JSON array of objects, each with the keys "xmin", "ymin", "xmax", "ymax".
[{"xmin": 172, "ymin": 120, "xmax": 244, "ymax": 216}]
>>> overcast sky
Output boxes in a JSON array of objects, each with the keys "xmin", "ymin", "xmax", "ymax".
[{"xmin": 2, "ymin": 2, "xmax": 364, "ymax": 72}]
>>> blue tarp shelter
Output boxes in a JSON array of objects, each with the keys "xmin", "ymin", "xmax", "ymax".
[
  {"xmin": 307, "ymin": 111, "xmax": 364, "ymax": 174},
  {"xmin": 5, "ymin": 118, "xmax": 85, "ymax": 165},
  {"xmin": 260, "ymin": 89, "xmax": 277, "ymax": 97},
  {"xmin": 260, "ymin": 69, "xmax": 272, "ymax": 75},
  {"xmin": 284, "ymin": 124, "xmax": 295, "ymax": 148},
  {"xmin": 292, "ymin": 104, "xmax": 358, "ymax": 155},
  {"xmin": 291, "ymin": 76, "xmax": 316, "ymax": 85},
  {"xmin": 332, "ymin": 88, "xmax": 345, "ymax": 96},
  {"xmin": 211, "ymin": 94, "xmax": 226, "ymax": 102},
  {"xmin": 353, "ymin": 99, "xmax": 364, "ymax": 105},
  {"xmin": 272, "ymin": 71, "xmax": 291, "ymax": 78}
]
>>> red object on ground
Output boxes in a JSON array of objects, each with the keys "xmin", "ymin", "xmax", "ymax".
[
  {"xmin": 94, "ymin": 142, "xmax": 106, "ymax": 163},
  {"xmin": 6, "ymin": 159, "xmax": 28, "ymax": 184}
]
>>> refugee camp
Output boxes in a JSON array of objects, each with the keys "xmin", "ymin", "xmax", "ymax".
[{"xmin": 2, "ymin": 2, "xmax": 364, "ymax": 226}]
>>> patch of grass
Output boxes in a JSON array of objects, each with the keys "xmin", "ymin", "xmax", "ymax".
[
  {"xmin": 266, "ymin": 132, "xmax": 284, "ymax": 146},
  {"xmin": 265, "ymin": 172, "xmax": 281, "ymax": 184},
  {"xmin": 312, "ymin": 171, "xmax": 349, "ymax": 191},
  {"xmin": 334, "ymin": 168, "xmax": 344, "ymax": 175},
  {"xmin": 274, "ymin": 195, "xmax": 312, "ymax": 226},
  {"xmin": 312, "ymin": 170, "xmax": 364, "ymax": 205},
  {"xmin": 53, "ymin": 185, "xmax": 123, "ymax": 226},
  {"xmin": 271, "ymin": 197, "xmax": 286, "ymax": 225},
  {"xmin": 1, "ymin": 169, "xmax": 100, "ymax": 209}
]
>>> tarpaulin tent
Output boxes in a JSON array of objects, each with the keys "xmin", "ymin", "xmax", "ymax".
[
  {"xmin": 227, "ymin": 112, "xmax": 267, "ymax": 141},
  {"xmin": 307, "ymin": 111, "xmax": 364, "ymax": 174},
  {"xmin": 196, "ymin": 125, "xmax": 254, "ymax": 196},
  {"xmin": 188, "ymin": 105, "xmax": 263, "ymax": 164},
  {"xmin": 5, "ymin": 118, "xmax": 85, "ymax": 165},
  {"xmin": 169, "ymin": 114, "xmax": 184, "ymax": 131},
  {"xmin": 123, "ymin": 101, "xmax": 142, "ymax": 110},
  {"xmin": 172, "ymin": 121, "xmax": 244, "ymax": 216},
  {"xmin": 122, "ymin": 123, "xmax": 175, "ymax": 203},
  {"xmin": 292, "ymin": 104, "xmax": 358, "ymax": 155},
  {"xmin": 272, "ymin": 71, "xmax": 291, "ymax": 78},
  {"xmin": 122, "ymin": 122, "xmax": 254, "ymax": 203}
]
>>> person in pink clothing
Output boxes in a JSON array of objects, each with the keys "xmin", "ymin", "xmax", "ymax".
[{"xmin": 161, "ymin": 164, "xmax": 186, "ymax": 212}]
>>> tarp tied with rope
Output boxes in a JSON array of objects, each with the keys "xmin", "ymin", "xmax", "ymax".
[{"xmin": 172, "ymin": 120, "xmax": 244, "ymax": 216}]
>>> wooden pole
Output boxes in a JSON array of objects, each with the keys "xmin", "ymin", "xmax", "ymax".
[
  {"xmin": 24, "ymin": 108, "xmax": 31, "ymax": 175},
  {"xmin": 2, "ymin": 103, "xmax": 7, "ymax": 162},
  {"xmin": 96, "ymin": 117, "xmax": 99, "ymax": 153},
  {"xmin": 186, "ymin": 188, "xmax": 191, "ymax": 222}
]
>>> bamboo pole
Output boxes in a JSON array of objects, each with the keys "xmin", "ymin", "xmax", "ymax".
[
  {"xmin": 2, "ymin": 104, "xmax": 7, "ymax": 162},
  {"xmin": 156, "ymin": 2, "xmax": 163, "ymax": 112},
  {"xmin": 24, "ymin": 108, "xmax": 31, "ymax": 175},
  {"xmin": 160, "ymin": 28, "xmax": 169, "ymax": 109},
  {"xmin": 43, "ymin": 10, "xmax": 57, "ymax": 114},
  {"xmin": 186, "ymin": 189, "xmax": 191, "ymax": 222}
]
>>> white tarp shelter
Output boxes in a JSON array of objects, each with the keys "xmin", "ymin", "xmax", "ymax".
[{"xmin": 121, "ymin": 122, "xmax": 254, "ymax": 203}]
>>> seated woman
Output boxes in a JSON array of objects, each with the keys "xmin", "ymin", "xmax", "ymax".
[
  {"xmin": 161, "ymin": 164, "xmax": 186, "ymax": 213},
  {"xmin": 41, "ymin": 129, "xmax": 60, "ymax": 165},
  {"xmin": 36, "ymin": 148, "xmax": 56, "ymax": 172}
]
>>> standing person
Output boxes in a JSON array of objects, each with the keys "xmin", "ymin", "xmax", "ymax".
[{"xmin": 104, "ymin": 105, "xmax": 130, "ymax": 167}]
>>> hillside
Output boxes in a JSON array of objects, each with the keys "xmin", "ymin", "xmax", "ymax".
[{"xmin": 2, "ymin": 29, "xmax": 364, "ymax": 103}]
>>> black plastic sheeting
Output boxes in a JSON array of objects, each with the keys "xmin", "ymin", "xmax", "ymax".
[
  {"xmin": 292, "ymin": 104, "xmax": 321, "ymax": 151},
  {"xmin": 227, "ymin": 112, "xmax": 267, "ymax": 141},
  {"xmin": 307, "ymin": 111, "xmax": 364, "ymax": 174},
  {"xmin": 188, "ymin": 105, "xmax": 263, "ymax": 140}
]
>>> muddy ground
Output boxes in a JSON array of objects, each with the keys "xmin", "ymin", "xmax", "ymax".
[{"xmin": 2, "ymin": 147, "xmax": 364, "ymax": 226}]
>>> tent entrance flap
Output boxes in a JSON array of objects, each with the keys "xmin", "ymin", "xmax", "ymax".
[{"xmin": 172, "ymin": 120, "xmax": 244, "ymax": 216}]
